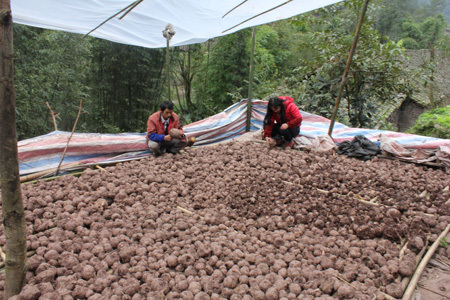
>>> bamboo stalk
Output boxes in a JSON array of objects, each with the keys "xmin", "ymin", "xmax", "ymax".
[
  {"xmin": 24, "ymin": 171, "xmax": 84, "ymax": 184},
  {"xmin": 0, "ymin": 246, "xmax": 5, "ymax": 262},
  {"xmin": 222, "ymin": 0, "xmax": 293, "ymax": 33},
  {"xmin": 177, "ymin": 206, "xmax": 194, "ymax": 215},
  {"xmin": 84, "ymin": 0, "xmax": 140, "ymax": 37},
  {"xmin": 222, "ymin": 0, "xmax": 248, "ymax": 18},
  {"xmin": 399, "ymin": 240, "xmax": 409, "ymax": 261},
  {"xmin": 96, "ymin": 165, "xmax": 107, "ymax": 172},
  {"xmin": 55, "ymin": 100, "xmax": 82, "ymax": 176},
  {"xmin": 402, "ymin": 224, "xmax": 450, "ymax": 300},
  {"xmin": 401, "ymin": 237, "xmax": 429, "ymax": 293},
  {"xmin": 46, "ymin": 102, "xmax": 59, "ymax": 131},
  {"xmin": 317, "ymin": 188, "xmax": 330, "ymax": 194},
  {"xmin": 20, "ymin": 161, "xmax": 82, "ymax": 183},
  {"xmin": 328, "ymin": 0, "xmax": 371, "ymax": 136}
]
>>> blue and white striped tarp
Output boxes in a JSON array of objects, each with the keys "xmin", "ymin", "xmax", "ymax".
[{"xmin": 17, "ymin": 99, "xmax": 450, "ymax": 176}]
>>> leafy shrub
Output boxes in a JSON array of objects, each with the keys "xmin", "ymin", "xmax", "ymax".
[{"xmin": 407, "ymin": 105, "xmax": 450, "ymax": 139}]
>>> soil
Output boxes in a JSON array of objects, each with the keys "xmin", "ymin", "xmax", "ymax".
[{"xmin": 0, "ymin": 141, "xmax": 449, "ymax": 299}]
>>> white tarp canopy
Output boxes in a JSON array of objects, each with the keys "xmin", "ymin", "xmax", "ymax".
[{"xmin": 11, "ymin": 0, "xmax": 343, "ymax": 48}]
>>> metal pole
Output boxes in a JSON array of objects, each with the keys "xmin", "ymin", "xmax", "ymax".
[
  {"xmin": 327, "ymin": 0, "xmax": 371, "ymax": 136},
  {"xmin": 246, "ymin": 27, "xmax": 256, "ymax": 132}
]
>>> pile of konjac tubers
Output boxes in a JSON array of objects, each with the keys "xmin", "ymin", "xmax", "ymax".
[{"xmin": 1, "ymin": 142, "xmax": 449, "ymax": 300}]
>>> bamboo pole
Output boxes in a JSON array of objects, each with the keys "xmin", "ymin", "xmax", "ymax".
[
  {"xmin": 84, "ymin": 0, "xmax": 143, "ymax": 37},
  {"xmin": 19, "ymin": 161, "xmax": 82, "ymax": 183},
  {"xmin": 327, "ymin": 0, "xmax": 371, "ymax": 136},
  {"xmin": 55, "ymin": 100, "xmax": 83, "ymax": 176},
  {"xmin": 46, "ymin": 102, "xmax": 59, "ymax": 131},
  {"xmin": 163, "ymin": 24, "xmax": 175, "ymax": 102},
  {"xmin": 246, "ymin": 27, "xmax": 256, "ymax": 132},
  {"xmin": 222, "ymin": 0, "xmax": 248, "ymax": 18},
  {"xmin": 166, "ymin": 39, "xmax": 171, "ymax": 101},
  {"xmin": 223, "ymin": 0, "xmax": 293, "ymax": 33},
  {"xmin": 402, "ymin": 224, "xmax": 450, "ymax": 300}
]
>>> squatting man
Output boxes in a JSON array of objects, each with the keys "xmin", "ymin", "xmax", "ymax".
[{"xmin": 146, "ymin": 101, "xmax": 194, "ymax": 156}]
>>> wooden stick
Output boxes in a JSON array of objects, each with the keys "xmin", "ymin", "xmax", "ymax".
[
  {"xmin": 222, "ymin": 0, "xmax": 293, "ymax": 33},
  {"xmin": 399, "ymin": 240, "xmax": 409, "ymax": 261},
  {"xmin": 20, "ymin": 161, "xmax": 82, "ymax": 183},
  {"xmin": 222, "ymin": 0, "xmax": 248, "ymax": 18},
  {"xmin": 55, "ymin": 100, "xmax": 82, "ymax": 176},
  {"xmin": 317, "ymin": 188, "xmax": 330, "ymax": 195},
  {"xmin": 118, "ymin": 0, "xmax": 143, "ymax": 19},
  {"xmin": 84, "ymin": 0, "xmax": 139, "ymax": 37},
  {"xmin": 0, "ymin": 246, "xmax": 5, "ymax": 262},
  {"xmin": 23, "ymin": 171, "xmax": 84, "ymax": 184},
  {"xmin": 401, "ymin": 237, "xmax": 429, "ymax": 292},
  {"xmin": 46, "ymin": 102, "xmax": 59, "ymax": 131},
  {"xmin": 177, "ymin": 206, "xmax": 194, "ymax": 215},
  {"xmin": 402, "ymin": 224, "xmax": 450, "ymax": 300},
  {"xmin": 355, "ymin": 196, "xmax": 380, "ymax": 206},
  {"xmin": 96, "ymin": 165, "xmax": 107, "ymax": 172}
]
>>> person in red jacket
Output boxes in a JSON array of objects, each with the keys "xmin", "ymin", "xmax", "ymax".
[
  {"xmin": 146, "ymin": 101, "xmax": 191, "ymax": 156},
  {"xmin": 263, "ymin": 96, "xmax": 302, "ymax": 149}
]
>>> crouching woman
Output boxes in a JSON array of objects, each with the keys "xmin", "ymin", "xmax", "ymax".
[{"xmin": 263, "ymin": 96, "xmax": 302, "ymax": 149}]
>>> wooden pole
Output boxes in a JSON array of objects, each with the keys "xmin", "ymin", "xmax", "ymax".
[
  {"xmin": 84, "ymin": 0, "xmax": 143, "ymax": 37},
  {"xmin": 246, "ymin": 27, "xmax": 256, "ymax": 132},
  {"xmin": 166, "ymin": 39, "xmax": 171, "ymax": 101},
  {"xmin": 163, "ymin": 24, "xmax": 175, "ymax": 102},
  {"xmin": 55, "ymin": 100, "xmax": 83, "ymax": 176},
  {"xmin": 46, "ymin": 101, "xmax": 59, "ymax": 131},
  {"xmin": 327, "ymin": 0, "xmax": 371, "ymax": 136},
  {"xmin": 222, "ymin": 0, "xmax": 293, "ymax": 33},
  {"xmin": 0, "ymin": 1, "xmax": 28, "ymax": 297},
  {"xmin": 402, "ymin": 224, "xmax": 450, "ymax": 300}
]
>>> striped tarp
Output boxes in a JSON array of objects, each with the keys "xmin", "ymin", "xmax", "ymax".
[{"xmin": 17, "ymin": 99, "xmax": 450, "ymax": 176}]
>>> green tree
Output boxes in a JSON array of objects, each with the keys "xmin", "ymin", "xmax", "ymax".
[
  {"xmin": 294, "ymin": 0, "xmax": 414, "ymax": 128},
  {"xmin": 14, "ymin": 25, "xmax": 91, "ymax": 139},
  {"xmin": 407, "ymin": 105, "xmax": 450, "ymax": 138},
  {"xmin": 205, "ymin": 29, "xmax": 251, "ymax": 108},
  {"xmin": 88, "ymin": 39, "xmax": 165, "ymax": 133}
]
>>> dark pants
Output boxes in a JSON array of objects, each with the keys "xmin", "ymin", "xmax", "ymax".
[
  {"xmin": 271, "ymin": 124, "xmax": 300, "ymax": 142},
  {"xmin": 148, "ymin": 139, "xmax": 187, "ymax": 155}
]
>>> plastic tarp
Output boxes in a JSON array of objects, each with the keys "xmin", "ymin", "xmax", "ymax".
[
  {"xmin": 11, "ymin": 0, "xmax": 344, "ymax": 48},
  {"xmin": 17, "ymin": 99, "xmax": 450, "ymax": 177}
]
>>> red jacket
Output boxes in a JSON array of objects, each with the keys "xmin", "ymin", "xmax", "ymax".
[
  {"xmin": 146, "ymin": 111, "xmax": 184, "ymax": 142},
  {"xmin": 264, "ymin": 96, "xmax": 302, "ymax": 138}
]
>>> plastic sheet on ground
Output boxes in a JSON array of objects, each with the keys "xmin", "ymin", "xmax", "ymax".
[{"xmin": 14, "ymin": 99, "xmax": 450, "ymax": 176}]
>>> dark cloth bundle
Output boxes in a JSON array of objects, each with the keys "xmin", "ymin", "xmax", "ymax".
[{"xmin": 336, "ymin": 135, "xmax": 381, "ymax": 161}]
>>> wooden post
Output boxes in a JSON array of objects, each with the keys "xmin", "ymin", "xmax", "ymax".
[
  {"xmin": 246, "ymin": 27, "xmax": 256, "ymax": 132},
  {"xmin": 163, "ymin": 24, "xmax": 175, "ymax": 102},
  {"xmin": 166, "ymin": 39, "xmax": 171, "ymax": 101},
  {"xmin": 327, "ymin": 0, "xmax": 371, "ymax": 136},
  {"xmin": 0, "ymin": 0, "xmax": 28, "ymax": 297}
]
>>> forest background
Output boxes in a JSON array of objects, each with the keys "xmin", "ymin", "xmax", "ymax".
[{"xmin": 13, "ymin": 0, "xmax": 450, "ymax": 140}]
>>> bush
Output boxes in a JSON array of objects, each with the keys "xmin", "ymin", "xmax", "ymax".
[{"xmin": 407, "ymin": 105, "xmax": 450, "ymax": 139}]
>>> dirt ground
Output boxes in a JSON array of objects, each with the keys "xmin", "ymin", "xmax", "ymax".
[{"xmin": 0, "ymin": 141, "xmax": 449, "ymax": 299}]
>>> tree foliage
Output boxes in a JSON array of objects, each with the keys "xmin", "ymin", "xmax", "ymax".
[
  {"xmin": 88, "ymin": 39, "xmax": 165, "ymax": 133},
  {"xmin": 407, "ymin": 105, "xmax": 450, "ymax": 138},
  {"xmin": 204, "ymin": 29, "xmax": 251, "ymax": 108},
  {"xmin": 12, "ymin": 0, "xmax": 450, "ymax": 140},
  {"xmin": 14, "ymin": 25, "xmax": 91, "ymax": 139},
  {"xmin": 293, "ymin": 0, "xmax": 415, "ymax": 128}
]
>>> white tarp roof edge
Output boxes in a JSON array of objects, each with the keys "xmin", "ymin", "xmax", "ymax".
[{"xmin": 11, "ymin": 0, "xmax": 344, "ymax": 48}]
